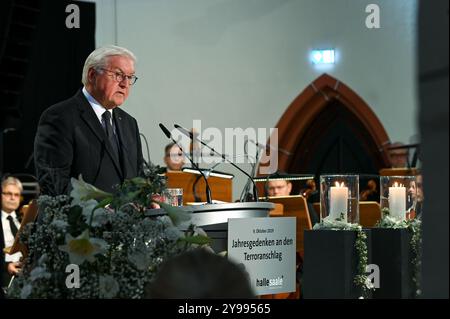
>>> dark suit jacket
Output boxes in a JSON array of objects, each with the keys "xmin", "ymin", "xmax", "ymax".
[
  {"xmin": 0, "ymin": 213, "xmax": 22, "ymax": 289},
  {"xmin": 34, "ymin": 90, "xmax": 144, "ymax": 195}
]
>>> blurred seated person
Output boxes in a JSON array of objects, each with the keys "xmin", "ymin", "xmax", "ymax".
[
  {"xmin": 1, "ymin": 177, "xmax": 24, "ymax": 290},
  {"xmin": 267, "ymin": 179, "xmax": 292, "ymax": 197},
  {"xmin": 360, "ymin": 179, "xmax": 379, "ymax": 202},
  {"xmin": 164, "ymin": 142, "xmax": 185, "ymax": 172},
  {"xmin": 266, "ymin": 179, "xmax": 319, "ymax": 226},
  {"xmin": 408, "ymin": 174, "xmax": 424, "ymax": 219},
  {"xmin": 389, "ymin": 142, "xmax": 410, "ymax": 168},
  {"xmin": 300, "ymin": 179, "xmax": 319, "ymax": 203},
  {"xmin": 145, "ymin": 249, "xmax": 254, "ymax": 298}
]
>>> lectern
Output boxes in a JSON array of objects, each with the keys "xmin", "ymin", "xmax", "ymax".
[{"xmin": 145, "ymin": 202, "xmax": 274, "ymax": 253}]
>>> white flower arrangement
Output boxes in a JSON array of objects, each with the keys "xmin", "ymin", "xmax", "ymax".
[{"xmin": 8, "ymin": 169, "xmax": 210, "ymax": 299}]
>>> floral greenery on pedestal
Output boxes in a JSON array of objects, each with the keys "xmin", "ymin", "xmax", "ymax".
[
  {"xmin": 8, "ymin": 167, "xmax": 210, "ymax": 299},
  {"xmin": 313, "ymin": 214, "xmax": 373, "ymax": 299},
  {"xmin": 375, "ymin": 209, "xmax": 422, "ymax": 297}
]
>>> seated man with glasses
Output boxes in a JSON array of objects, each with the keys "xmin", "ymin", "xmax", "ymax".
[
  {"xmin": 34, "ymin": 45, "xmax": 145, "ymax": 195},
  {"xmin": 1, "ymin": 177, "xmax": 23, "ymax": 291},
  {"xmin": 164, "ymin": 142, "xmax": 186, "ymax": 172}
]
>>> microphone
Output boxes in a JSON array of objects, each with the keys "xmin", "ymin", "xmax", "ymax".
[
  {"xmin": 174, "ymin": 124, "xmax": 259, "ymax": 202},
  {"xmin": 159, "ymin": 123, "xmax": 212, "ymax": 204}
]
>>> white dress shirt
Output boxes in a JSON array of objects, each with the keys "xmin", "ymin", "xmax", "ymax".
[
  {"xmin": 82, "ymin": 86, "xmax": 113, "ymax": 126},
  {"xmin": 1, "ymin": 210, "xmax": 22, "ymax": 263}
]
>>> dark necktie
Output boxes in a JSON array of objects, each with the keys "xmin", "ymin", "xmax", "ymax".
[
  {"xmin": 7, "ymin": 215, "xmax": 18, "ymax": 238},
  {"xmin": 102, "ymin": 111, "xmax": 120, "ymax": 161}
]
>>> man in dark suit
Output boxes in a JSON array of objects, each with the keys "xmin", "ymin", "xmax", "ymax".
[
  {"xmin": 1, "ymin": 176, "xmax": 23, "ymax": 291},
  {"xmin": 34, "ymin": 45, "xmax": 144, "ymax": 195}
]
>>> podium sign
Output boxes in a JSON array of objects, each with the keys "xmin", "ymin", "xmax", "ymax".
[{"xmin": 228, "ymin": 217, "xmax": 296, "ymax": 295}]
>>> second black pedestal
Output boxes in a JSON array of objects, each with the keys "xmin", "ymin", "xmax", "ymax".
[
  {"xmin": 371, "ymin": 228, "xmax": 415, "ymax": 299},
  {"xmin": 303, "ymin": 229, "xmax": 372, "ymax": 299}
]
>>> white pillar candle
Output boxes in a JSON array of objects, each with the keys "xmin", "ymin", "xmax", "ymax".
[
  {"xmin": 330, "ymin": 182, "xmax": 348, "ymax": 221},
  {"xmin": 389, "ymin": 182, "xmax": 406, "ymax": 220}
]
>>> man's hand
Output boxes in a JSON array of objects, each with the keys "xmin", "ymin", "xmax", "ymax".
[
  {"xmin": 7, "ymin": 261, "xmax": 22, "ymax": 276},
  {"xmin": 150, "ymin": 194, "xmax": 161, "ymax": 209},
  {"xmin": 150, "ymin": 202, "xmax": 160, "ymax": 209}
]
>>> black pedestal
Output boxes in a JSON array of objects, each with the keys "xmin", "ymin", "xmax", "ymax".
[
  {"xmin": 371, "ymin": 228, "xmax": 415, "ymax": 299},
  {"xmin": 303, "ymin": 229, "xmax": 372, "ymax": 299}
]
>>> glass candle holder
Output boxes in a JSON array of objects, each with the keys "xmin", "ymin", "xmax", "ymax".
[
  {"xmin": 320, "ymin": 174, "xmax": 359, "ymax": 223},
  {"xmin": 380, "ymin": 175, "xmax": 417, "ymax": 221}
]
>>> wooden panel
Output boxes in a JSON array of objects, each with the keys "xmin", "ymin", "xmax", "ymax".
[
  {"xmin": 263, "ymin": 195, "xmax": 312, "ymax": 257},
  {"xmin": 359, "ymin": 201, "xmax": 382, "ymax": 228},
  {"xmin": 165, "ymin": 171, "xmax": 232, "ymax": 204},
  {"xmin": 269, "ymin": 203, "xmax": 284, "ymax": 217}
]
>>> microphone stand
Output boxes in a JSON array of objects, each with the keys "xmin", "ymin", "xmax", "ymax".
[
  {"xmin": 241, "ymin": 139, "xmax": 258, "ymax": 202},
  {"xmin": 174, "ymin": 124, "xmax": 259, "ymax": 202},
  {"xmin": 159, "ymin": 123, "xmax": 212, "ymax": 204}
]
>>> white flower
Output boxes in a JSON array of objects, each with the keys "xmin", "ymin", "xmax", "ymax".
[
  {"xmin": 30, "ymin": 266, "xmax": 51, "ymax": 281},
  {"xmin": 58, "ymin": 229, "xmax": 109, "ymax": 265},
  {"xmin": 365, "ymin": 278, "xmax": 375, "ymax": 289},
  {"xmin": 158, "ymin": 202, "xmax": 191, "ymax": 226},
  {"xmin": 164, "ymin": 226, "xmax": 184, "ymax": 241},
  {"xmin": 38, "ymin": 253, "xmax": 47, "ymax": 265},
  {"xmin": 99, "ymin": 275, "xmax": 119, "ymax": 299},
  {"xmin": 70, "ymin": 175, "xmax": 112, "ymax": 207},
  {"xmin": 50, "ymin": 219, "xmax": 69, "ymax": 229},
  {"xmin": 128, "ymin": 250, "xmax": 153, "ymax": 271},
  {"xmin": 314, "ymin": 217, "xmax": 361, "ymax": 231},
  {"xmin": 79, "ymin": 199, "xmax": 110, "ymax": 227},
  {"xmin": 193, "ymin": 226, "xmax": 208, "ymax": 237},
  {"xmin": 20, "ymin": 284, "xmax": 32, "ymax": 299},
  {"xmin": 157, "ymin": 215, "xmax": 174, "ymax": 227}
]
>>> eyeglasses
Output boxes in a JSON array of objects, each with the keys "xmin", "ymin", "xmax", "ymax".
[
  {"xmin": 99, "ymin": 68, "xmax": 138, "ymax": 85},
  {"xmin": 2, "ymin": 192, "xmax": 20, "ymax": 198},
  {"xmin": 166, "ymin": 153, "xmax": 184, "ymax": 158}
]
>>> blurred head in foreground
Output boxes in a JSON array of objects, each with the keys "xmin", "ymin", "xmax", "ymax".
[{"xmin": 145, "ymin": 249, "xmax": 254, "ymax": 299}]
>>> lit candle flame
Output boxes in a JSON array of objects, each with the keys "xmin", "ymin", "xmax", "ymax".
[{"xmin": 335, "ymin": 181, "xmax": 345, "ymax": 187}]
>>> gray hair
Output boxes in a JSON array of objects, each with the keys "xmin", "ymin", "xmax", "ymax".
[
  {"xmin": 1, "ymin": 176, "xmax": 23, "ymax": 193},
  {"xmin": 81, "ymin": 45, "xmax": 137, "ymax": 85}
]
